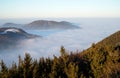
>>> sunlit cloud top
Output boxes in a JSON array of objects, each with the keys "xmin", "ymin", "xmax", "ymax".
[{"xmin": 0, "ymin": 0, "xmax": 120, "ymax": 18}]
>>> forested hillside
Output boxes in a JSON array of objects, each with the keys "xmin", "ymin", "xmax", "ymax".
[{"xmin": 0, "ymin": 31, "xmax": 120, "ymax": 78}]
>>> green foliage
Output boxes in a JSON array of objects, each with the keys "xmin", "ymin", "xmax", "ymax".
[{"xmin": 65, "ymin": 62, "xmax": 78, "ymax": 78}]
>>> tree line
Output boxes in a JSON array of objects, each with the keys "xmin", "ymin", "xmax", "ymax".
[{"xmin": 0, "ymin": 44, "xmax": 120, "ymax": 78}]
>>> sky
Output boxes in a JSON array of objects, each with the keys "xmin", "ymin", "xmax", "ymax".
[{"xmin": 0, "ymin": 0, "xmax": 120, "ymax": 19}]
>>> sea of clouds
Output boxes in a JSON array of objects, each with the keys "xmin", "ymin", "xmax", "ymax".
[{"xmin": 0, "ymin": 18, "xmax": 120, "ymax": 65}]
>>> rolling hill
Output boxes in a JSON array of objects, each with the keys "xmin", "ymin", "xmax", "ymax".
[
  {"xmin": 0, "ymin": 27, "xmax": 39, "ymax": 49},
  {"xmin": 25, "ymin": 20, "xmax": 79, "ymax": 29}
]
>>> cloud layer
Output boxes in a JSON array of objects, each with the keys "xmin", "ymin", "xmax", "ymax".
[{"xmin": 0, "ymin": 18, "xmax": 120, "ymax": 65}]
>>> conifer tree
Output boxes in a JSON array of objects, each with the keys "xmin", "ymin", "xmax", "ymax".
[
  {"xmin": 0, "ymin": 60, "xmax": 8, "ymax": 78},
  {"xmin": 23, "ymin": 53, "xmax": 33, "ymax": 78}
]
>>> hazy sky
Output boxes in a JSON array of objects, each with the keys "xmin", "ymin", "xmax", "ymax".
[{"xmin": 0, "ymin": 0, "xmax": 120, "ymax": 18}]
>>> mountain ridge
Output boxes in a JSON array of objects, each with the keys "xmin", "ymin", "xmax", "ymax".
[{"xmin": 2, "ymin": 20, "xmax": 80, "ymax": 30}]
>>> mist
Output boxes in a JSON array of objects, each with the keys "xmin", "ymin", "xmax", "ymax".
[{"xmin": 0, "ymin": 18, "xmax": 120, "ymax": 65}]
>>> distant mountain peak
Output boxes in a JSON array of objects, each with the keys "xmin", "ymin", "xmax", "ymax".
[
  {"xmin": 26, "ymin": 20, "xmax": 80, "ymax": 29},
  {"xmin": 2, "ymin": 23, "xmax": 22, "ymax": 27}
]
